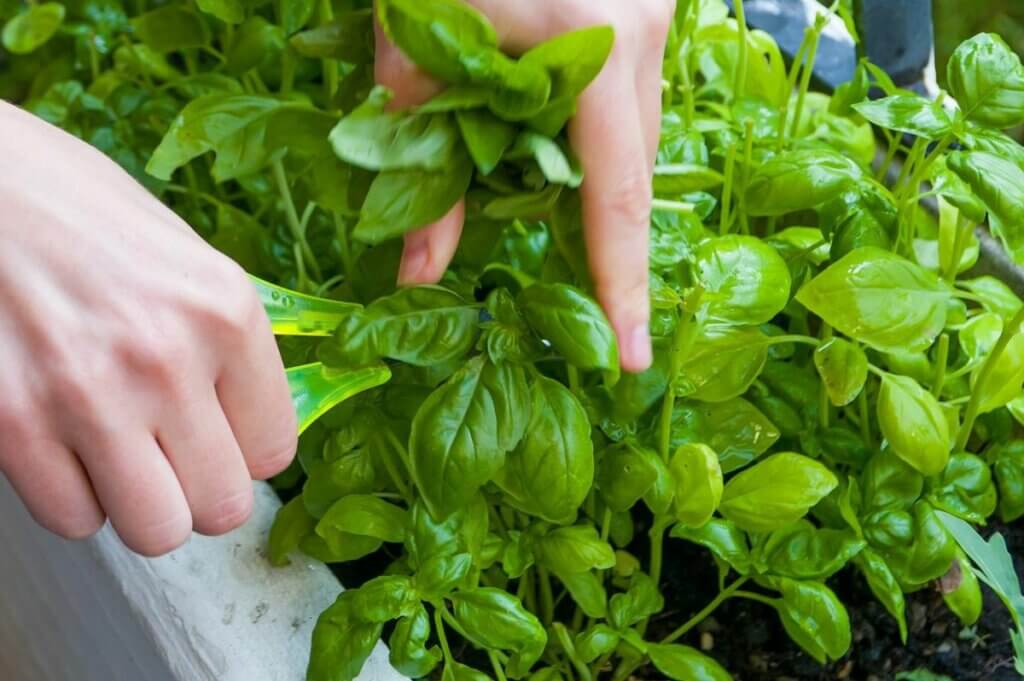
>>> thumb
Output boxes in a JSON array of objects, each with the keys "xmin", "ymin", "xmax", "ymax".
[{"xmin": 373, "ymin": 19, "xmax": 444, "ymax": 109}]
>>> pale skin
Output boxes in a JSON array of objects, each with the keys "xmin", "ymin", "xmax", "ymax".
[{"xmin": 0, "ymin": 0, "xmax": 671, "ymax": 555}]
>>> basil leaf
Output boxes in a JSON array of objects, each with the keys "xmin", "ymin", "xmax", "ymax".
[
  {"xmin": 450, "ymin": 588, "xmax": 547, "ymax": 678},
  {"xmin": 670, "ymin": 398, "xmax": 781, "ymax": 474},
  {"xmin": 456, "ymin": 109, "xmax": 518, "ymax": 174},
  {"xmin": 694, "ymin": 235, "xmax": 791, "ymax": 325},
  {"xmin": 131, "ymin": 5, "xmax": 211, "ymax": 53},
  {"xmin": 596, "ymin": 443, "xmax": 660, "ymax": 512},
  {"xmin": 671, "ymin": 518, "xmax": 752, "ymax": 576},
  {"xmin": 535, "ymin": 525, "xmax": 615, "ymax": 574},
  {"xmin": 853, "ymin": 548, "xmax": 908, "ymax": 642},
  {"xmin": 289, "ymin": 10, "xmax": 374, "ymax": 63},
  {"xmin": 268, "ymin": 496, "xmax": 317, "ymax": 567},
  {"xmin": 307, "ymin": 591, "xmax": 383, "ymax": 681},
  {"xmin": 757, "ymin": 520, "xmax": 865, "ymax": 580},
  {"xmin": 558, "ymin": 571, "xmax": 608, "ymax": 619},
  {"xmin": 719, "ymin": 453, "xmax": 838, "ymax": 533},
  {"xmin": 813, "ymin": 338, "xmax": 868, "ymax": 407},
  {"xmin": 413, "ymin": 553, "xmax": 473, "ymax": 601},
  {"xmin": 316, "ymin": 494, "xmax": 408, "ymax": 556},
  {"xmin": 497, "ymin": 376, "xmax": 593, "ymax": 524},
  {"xmin": 853, "ymin": 95, "xmax": 953, "ymax": 139},
  {"xmin": 519, "ymin": 283, "xmax": 619, "ymax": 382},
  {"xmin": 676, "ymin": 325, "xmax": 769, "ymax": 402},
  {"xmin": 2, "ymin": 2, "xmax": 64, "ymax": 54},
  {"xmin": 775, "ymin": 577, "xmax": 852, "ymax": 663},
  {"xmin": 410, "ymin": 357, "xmax": 529, "ymax": 519},
  {"xmin": 745, "ymin": 149, "xmax": 863, "ymax": 217},
  {"xmin": 574, "ymin": 624, "xmax": 620, "ymax": 663},
  {"xmin": 796, "ymin": 247, "xmax": 951, "ymax": 354},
  {"xmin": 877, "ymin": 374, "xmax": 951, "ymax": 476},
  {"xmin": 947, "ymin": 33, "xmax": 1024, "ymax": 129},
  {"xmin": 992, "ymin": 441, "xmax": 1024, "ymax": 522},
  {"xmin": 948, "ymin": 151, "xmax": 1024, "ymax": 263},
  {"xmin": 927, "ymin": 453, "xmax": 998, "ymax": 523},
  {"xmin": 608, "ymin": 572, "xmax": 664, "ymax": 630},
  {"xmin": 319, "ymin": 286, "xmax": 479, "ymax": 368},
  {"xmin": 389, "ymin": 604, "xmax": 442, "ymax": 678},
  {"xmin": 647, "ymin": 644, "xmax": 732, "ymax": 681},
  {"xmin": 669, "ymin": 443, "xmax": 724, "ymax": 528}
]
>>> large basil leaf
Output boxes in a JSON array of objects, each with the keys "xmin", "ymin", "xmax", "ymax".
[
  {"xmin": 745, "ymin": 149, "xmax": 863, "ymax": 216},
  {"xmin": 719, "ymin": 453, "xmax": 838, "ymax": 533},
  {"xmin": 670, "ymin": 398, "xmax": 780, "ymax": 473},
  {"xmin": 694, "ymin": 235, "xmax": 791, "ymax": 325},
  {"xmin": 450, "ymin": 588, "xmax": 547, "ymax": 678},
  {"xmin": 496, "ymin": 376, "xmax": 593, "ymax": 524},
  {"xmin": 853, "ymin": 95, "xmax": 953, "ymax": 139},
  {"xmin": 947, "ymin": 33, "xmax": 1024, "ymax": 129},
  {"xmin": 307, "ymin": 591, "xmax": 383, "ymax": 681},
  {"xmin": 877, "ymin": 374, "xmax": 951, "ymax": 476},
  {"xmin": 796, "ymin": 247, "xmax": 951, "ymax": 353},
  {"xmin": 774, "ymin": 578, "xmax": 852, "ymax": 664},
  {"xmin": 676, "ymin": 325, "xmax": 770, "ymax": 402},
  {"xmin": 329, "ymin": 87, "xmax": 462, "ymax": 171},
  {"xmin": 519, "ymin": 283, "xmax": 619, "ymax": 382},
  {"xmin": 319, "ymin": 286, "xmax": 478, "ymax": 368},
  {"xmin": 410, "ymin": 357, "xmax": 530, "ymax": 519},
  {"xmin": 947, "ymin": 151, "xmax": 1024, "ymax": 263}
]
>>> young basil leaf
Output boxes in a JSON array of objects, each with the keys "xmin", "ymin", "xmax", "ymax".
[
  {"xmin": 389, "ymin": 604, "xmax": 442, "ymax": 679},
  {"xmin": 302, "ymin": 450, "xmax": 377, "ymax": 518},
  {"xmin": 853, "ymin": 95, "xmax": 953, "ymax": 139},
  {"xmin": 744, "ymin": 149, "xmax": 863, "ymax": 217},
  {"xmin": 853, "ymin": 548, "xmax": 908, "ymax": 642},
  {"xmin": 670, "ymin": 518, "xmax": 752, "ymax": 576},
  {"xmin": 519, "ymin": 282, "xmax": 619, "ymax": 383},
  {"xmin": 596, "ymin": 443, "xmax": 660, "ymax": 512},
  {"xmin": 316, "ymin": 494, "xmax": 408, "ymax": 556},
  {"xmin": 443, "ymin": 662, "xmax": 494, "ymax": 681},
  {"xmin": 574, "ymin": 624, "xmax": 620, "ymax": 664},
  {"xmin": 535, "ymin": 524, "xmax": 615, "ymax": 574},
  {"xmin": 1, "ymin": 2, "xmax": 64, "ymax": 54},
  {"xmin": 719, "ymin": 453, "xmax": 838, "ymax": 533},
  {"xmin": 991, "ymin": 441, "xmax": 1024, "ymax": 522},
  {"xmin": 289, "ymin": 10, "xmax": 374, "ymax": 62},
  {"xmin": 558, "ymin": 571, "xmax": 609, "ymax": 619},
  {"xmin": 960, "ymin": 276, "xmax": 1024, "ymax": 321},
  {"xmin": 972, "ymin": 325, "xmax": 1024, "ymax": 414},
  {"xmin": 694, "ymin": 235, "xmax": 791, "ymax": 325},
  {"xmin": 883, "ymin": 502, "xmax": 957, "ymax": 588},
  {"xmin": 796, "ymin": 247, "xmax": 951, "ymax": 354},
  {"xmin": 496, "ymin": 376, "xmax": 593, "ymax": 524},
  {"xmin": 947, "ymin": 150, "xmax": 1024, "ymax": 263},
  {"xmin": 646, "ymin": 644, "xmax": 732, "ymax": 681},
  {"xmin": 410, "ymin": 356, "xmax": 529, "ymax": 519},
  {"xmin": 813, "ymin": 338, "xmax": 868, "ymax": 407},
  {"xmin": 500, "ymin": 530, "xmax": 536, "ymax": 578},
  {"xmin": 652, "ymin": 163, "xmax": 724, "ymax": 195},
  {"xmin": 406, "ymin": 494, "xmax": 489, "ymax": 566},
  {"xmin": 774, "ymin": 577, "xmax": 852, "ymax": 664},
  {"xmin": 877, "ymin": 374, "xmax": 951, "ymax": 476},
  {"xmin": 861, "ymin": 450, "xmax": 925, "ymax": 514},
  {"xmin": 507, "ymin": 131, "xmax": 581, "ymax": 187},
  {"xmin": 450, "ymin": 588, "xmax": 547, "ymax": 678},
  {"xmin": 608, "ymin": 572, "xmax": 664, "ymax": 630},
  {"xmin": 330, "ymin": 87, "xmax": 462, "ymax": 171},
  {"xmin": 926, "ymin": 452, "xmax": 998, "ymax": 523},
  {"xmin": 131, "ymin": 5, "xmax": 211, "ymax": 53},
  {"xmin": 348, "ymin": 575, "xmax": 420, "ymax": 623},
  {"xmin": 318, "ymin": 286, "xmax": 479, "ymax": 368},
  {"xmin": 307, "ymin": 591, "xmax": 383, "ymax": 681},
  {"xmin": 941, "ymin": 552, "xmax": 983, "ymax": 627},
  {"xmin": 456, "ymin": 109, "xmax": 518, "ymax": 174},
  {"xmin": 676, "ymin": 325, "xmax": 769, "ymax": 402},
  {"xmin": 268, "ymin": 496, "xmax": 317, "ymax": 566},
  {"xmin": 669, "ymin": 443, "xmax": 724, "ymax": 528},
  {"xmin": 354, "ymin": 148, "xmax": 474, "ymax": 243},
  {"xmin": 757, "ymin": 520, "xmax": 865, "ymax": 580},
  {"xmin": 947, "ymin": 33, "xmax": 1024, "ymax": 129},
  {"xmin": 413, "ymin": 552, "xmax": 473, "ymax": 601},
  {"xmin": 225, "ymin": 17, "xmax": 285, "ymax": 75},
  {"xmin": 670, "ymin": 398, "xmax": 780, "ymax": 474}
]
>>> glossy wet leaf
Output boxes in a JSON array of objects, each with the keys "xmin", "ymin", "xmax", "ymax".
[
  {"xmin": 745, "ymin": 149, "xmax": 863, "ymax": 217},
  {"xmin": 451, "ymin": 588, "xmax": 547, "ymax": 678},
  {"xmin": 694, "ymin": 235, "xmax": 791, "ymax": 325},
  {"xmin": 676, "ymin": 325, "xmax": 770, "ymax": 402},
  {"xmin": 308, "ymin": 591, "xmax": 384, "ymax": 681},
  {"xmin": 719, "ymin": 453, "xmax": 838, "ymax": 533},
  {"xmin": 947, "ymin": 33, "xmax": 1024, "ymax": 129},
  {"xmin": 670, "ymin": 398, "xmax": 781, "ymax": 473},
  {"xmin": 647, "ymin": 644, "xmax": 733, "ymax": 681},
  {"xmin": 669, "ymin": 443, "xmax": 723, "ymax": 528},
  {"xmin": 948, "ymin": 151, "xmax": 1024, "ymax": 263},
  {"xmin": 877, "ymin": 374, "xmax": 951, "ymax": 476},
  {"xmin": 796, "ymin": 248, "xmax": 951, "ymax": 353},
  {"xmin": 671, "ymin": 518, "xmax": 751, "ymax": 575},
  {"xmin": 853, "ymin": 95, "xmax": 953, "ymax": 139},
  {"xmin": 814, "ymin": 338, "xmax": 868, "ymax": 406},
  {"xmin": 775, "ymin": 577, "xmax": 852, "ymax": 663}
]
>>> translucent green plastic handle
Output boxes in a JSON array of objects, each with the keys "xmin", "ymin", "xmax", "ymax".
[
  {"xmin": 250, "ymin": 275, "xmax": 360, "ymax": 336},
  {"xmin": 287, "ymin": 362, "xmax": 391, "ymax": 435}
]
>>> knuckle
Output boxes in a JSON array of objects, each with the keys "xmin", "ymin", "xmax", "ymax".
[
  {"xmin": 122, "ymin": 512, "xmax": 192, "ymax": 557},
  {"xmin": 118, "ymin": 332, "xmax": 190, "ymax": 393},
  {"xmin": 194, "ymin": 488, "xmax": 254, "ymax": 536},
  {"xmin": 210, "ymin": 261, "xmax": 264, "ymax": 338},
  {"xmin": 603, "ymin": 170, "xmax": 653, "ymax": 227},
  {"xmin": 248, "ymin": 440, "xmax": 298, "ymax": 481}
]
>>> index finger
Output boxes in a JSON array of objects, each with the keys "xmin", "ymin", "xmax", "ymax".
[{"xmin": 570, "ymin": 61, "xmax": 654, "ymax": 373}]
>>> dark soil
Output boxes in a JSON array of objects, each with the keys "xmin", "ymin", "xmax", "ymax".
[{"xmin": 648, "ymin": 522, "xmax": 1024, "ymax": 681}]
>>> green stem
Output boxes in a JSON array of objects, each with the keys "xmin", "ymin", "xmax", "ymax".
[
  {"xmin": 819, "ymin": 323, "xmax": 833, "ymax": 430},
  {"xmin": 876, "ymin": 130, "xmax": 901, "ymax": 183},
  {"xmin": 775, "ymin": 34, "xmax": 809, "ymax": 150},
  {"xmin": 435, "ymin": 608, "xmax": 454, "ymax": 666},
  {"xmin": 739, "ymin": 118, "xmax": 755, "ymax": 235},
  {"xmin": 567, "ymin": 365, "xmax": 582, "ymax": 398},
  {"xmin": 659, "ymin": 291, "xmax": 702, "ymax": 461},
  {"xmin": 554, "ymin": 623, "xmax": 593, "ymax": 681},
  {"xmin": 600, "ymin": 507, "xmax": 612, "ymax": 543},
  {"xmin": 788, "ymin": 28, "xmax": 821, "ymax": 140},
  {"xmin": 733, "ymin": 590, "xmax": 780, "ymax": 607},
  {"xmin": 538, "ymin": 567, "xmax": 555, "ymax": 627},
  {"xmin": 333, "ymin": 211, "xmax": 356, "ymax": 282},
  {"xmin": 662, "ymin": 576, "xmax": 749, "ymax": 643},
  {"xmin": 649, "ymin": 520, "xmax": 667, "ymax": 587},
  {"xmin": 488, "ymin": 652, "xmax": 509, "ymax": 681},
  {"xmin": 858, "ymin": 385, "xmax": 873, "ymax": 447},
  {"xmin": 651, "ymin": 198, "xmax": 696, "ymax": 214},
  {"xmin": 272, "ymin": 158, "xmax": 323, "ymax": 282},
  {"xmin": 379, "ymin": 433, "xmax": 412, "ymax": 502},
  {"xmin": 944, "ymin": 215, "xmax": 972, "ymax": 283},
  {"xmin": 932, "ymin": 333, "xmax": 950, "ymax": 398},
  {"xmin": 956, "ymin": 306, "xmax": 1024, "ymax": 450},
  {"xmin": 734, "ymin": 0, "xmax": 748, "ymax": 97},
  {"xmin": 719, "ymin": 145, "xmax": 738, "ymax": 234}
]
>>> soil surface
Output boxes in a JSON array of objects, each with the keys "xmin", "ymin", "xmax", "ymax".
[{"xmin": 649, "ymin": 521, "xmax": 1024, "ymax": 681}]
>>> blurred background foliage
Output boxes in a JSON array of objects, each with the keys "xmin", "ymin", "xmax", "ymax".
[{"xmin": 934, "ymin": 0, "xmax": 1024, "ymax": 85}]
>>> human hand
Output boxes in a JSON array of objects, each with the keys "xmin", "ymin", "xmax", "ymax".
[
  {"xmin": 0, "ymin": 101, "xmax": 297, "ymax": 556},
  {"xmin": 375, "ymin": 0, "xmax": 674, "ymax": 373}
]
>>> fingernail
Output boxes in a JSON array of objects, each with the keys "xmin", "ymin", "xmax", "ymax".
[
  {"xmin": 397, "ymin": 242, "xmax": 429, "ymax": 286},
  {"xmin": 622, "ymin": 323, "xmax": 653, "ymax": 373}
]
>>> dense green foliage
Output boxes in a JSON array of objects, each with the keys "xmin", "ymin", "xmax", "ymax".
[{"xmin": 5, "ymin": 0, "xmax": 1024, "ymax": 678}]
